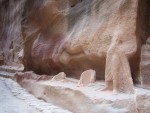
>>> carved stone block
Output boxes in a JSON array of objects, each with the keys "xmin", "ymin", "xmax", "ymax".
[{"xmin": 78, "ymin": 69, "xmax": 96, "ymax": 87}]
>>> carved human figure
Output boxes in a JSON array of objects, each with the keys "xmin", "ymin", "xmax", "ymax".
[{"xmin": 102, "ymin": 37, "xmax": 135, "ymax": 94}]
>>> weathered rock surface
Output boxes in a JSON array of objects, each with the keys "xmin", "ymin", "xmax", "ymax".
[
  {"xmin": 17, "ymin": 77, "xmax": 150, "ymax": 113},
  {"xmin": 0, "ymin": 77, "xmax": 72, "ymax": 113},
  {"xmin": 0, "ymin": 70, "xmax": 149, "ymax": 113},
  {"xmin": 21, "ymin": 0, "xmax": 141, "ymax": 81},
  {"xmin": 78, "ymin": 69, "xmax": 96, "ymax": 87},
  {"xmin": 0, "ymin": 0, "xmax": 25, "ymax": 66},
  {"xmin": 15, "ymin": 71, "xmax": 52, "ymax": 84},
  {"xmin": 0, "ymin": 0, "xmax": 150, "ymax": 112},
  {"xmin": 51, "ymin": 72, "xmax": 66, "ymax": 81},
  {"xmin": 0, "ymin": 0, "xmax": 150, "ymax": 83}
]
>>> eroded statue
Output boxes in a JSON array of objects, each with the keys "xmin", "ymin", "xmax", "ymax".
[{"xmin": 102, "ymin": 36, "xmax": 135, "ymax": 94}]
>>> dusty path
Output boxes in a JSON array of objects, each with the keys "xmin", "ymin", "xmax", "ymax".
[
  {"xmin": 0, "ymin": 77, "xmax": 72, "ymax": 113},
  {"xmin": 0, "ymin": 78, "xmax": 40, "ymax": 113}
]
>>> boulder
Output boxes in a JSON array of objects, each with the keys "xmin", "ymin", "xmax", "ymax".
[
  {"xmin": 51, "ymin": 72, "xmax": 66, "ymax": 81},
  {"xmin": 78, "ymin": 69, "xmax": 96, "ymax": 87}
]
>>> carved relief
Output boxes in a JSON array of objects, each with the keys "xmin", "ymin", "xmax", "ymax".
[{"xmin": 102, "ymin": 38, "xmax": 135, "ymax": 94}]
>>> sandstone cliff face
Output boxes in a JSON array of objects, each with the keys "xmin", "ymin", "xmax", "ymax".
[
  {"xmin": 0, "ymin": 0, "xmax": 150, "ymax": 82},
  {"xmin": 0, "ymin": 0, "xmax": 26, "ymax": 66},
  {"xmin": 22, "ymin": 0, "xmax": 139, "ymax": 79}
]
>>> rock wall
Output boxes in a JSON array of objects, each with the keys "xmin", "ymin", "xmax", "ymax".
[
  {"xmin": 0, "ymin": 0, "xmax": 150, "ymax": 82},
  {"xmin": 22, "ymin": 0, "xmax": 138, "ymax": 79},
  {"xmin": 0, "ymin": 0, "xmax": 26, "ymax": 66},
  {"xmin": 137, "ymin": 0, "xmax": 150, "ymax": 87}
]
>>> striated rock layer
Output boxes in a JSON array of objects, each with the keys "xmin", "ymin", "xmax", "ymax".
[{"xmin": 0, "ymin": 0, "xmax": 26, "ymax": 66}]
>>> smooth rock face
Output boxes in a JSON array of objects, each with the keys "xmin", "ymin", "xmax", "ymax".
[
  {"xmin": 0, "ymin": 0, "xmax": 150, "ymax": 85},
  {"xmin": 78, "ymin": 69, "xmax": 96, "ymax": 87}
]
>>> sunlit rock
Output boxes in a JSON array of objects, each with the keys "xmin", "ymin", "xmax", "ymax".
[
  {"xmin": 78, "ymin": 69, "xmax": 96, "ymax": 87},
  {"xmin": 21, "ymin": 0, "xmax": 140, "ymax": 83},
  {"xmin": 51, "ymin": 72, "xmax": 66, "ymax": 81}
]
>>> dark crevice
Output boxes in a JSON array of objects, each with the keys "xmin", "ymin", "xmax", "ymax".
[
  {"xmin": 136, "ymin": 0, "xmax": 150, "ymax": 44},
  {"xmin": 69, "ymin": 0, "xmax": 83, "ymax": 8},
  {"xmin": 132, "ymin": 0, "xmax": 150, "ymax": 84}
]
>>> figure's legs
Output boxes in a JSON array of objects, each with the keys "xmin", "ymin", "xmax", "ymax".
[{"xmin": 102, "ymin": 52, "xmax": 119, "ymax": 92}]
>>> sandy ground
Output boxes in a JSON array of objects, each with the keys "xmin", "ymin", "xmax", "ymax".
[
  {"xmin": 0, "ymin": 77, "xmax": 72, "ymax": 113},
  {"xmin": 0, "ymin": 78, "xmax": 40, "ymax": 113}
]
